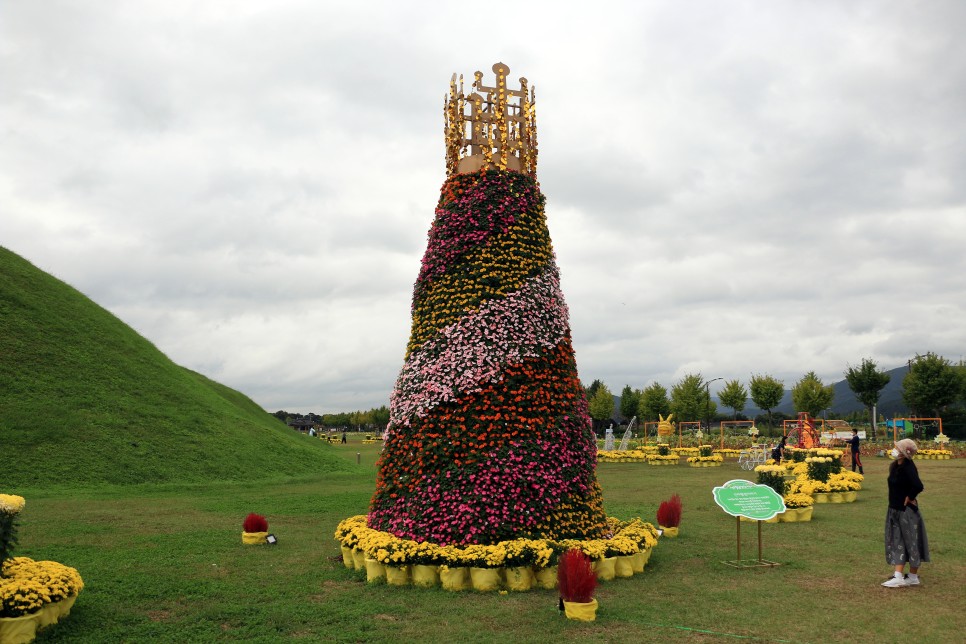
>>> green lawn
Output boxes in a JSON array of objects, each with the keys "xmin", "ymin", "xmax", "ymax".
[{"xmin": 16, "ymin": 441, "xmax": 966, "ymax": 643}]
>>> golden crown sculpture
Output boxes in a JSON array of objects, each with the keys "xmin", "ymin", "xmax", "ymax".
[{"xmin": 444, "ymin": 62, "xmax": 538, "ymax": 177}]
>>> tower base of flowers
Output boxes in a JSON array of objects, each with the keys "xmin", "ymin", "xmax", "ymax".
[{"xmin": 334, "ymin": 515, "xmax": 660, "ymax": 592}]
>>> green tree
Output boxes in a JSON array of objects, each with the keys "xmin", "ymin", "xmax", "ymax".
[
  {"xmin": 670, "ymin": 374, "xmax": 709, "ymax": 423},
  {"xmin": 584, "ymin": 379, "xmax": 604, "ymax": 404},
  {"xmin": 637, "ymin": 382, "xmax": 671, "ymax": 422},
  {"xmin": 791, "ymin": 371, "xmax": 835, "ymax": 418},
  {"xmin": 588, "ymin": 383, "xmax": 614, "ymax": 432},
  {"xmin": 750, "ymin": 374, "xmax": 784, "ymax": 432},
  {"xmin": 717, "ymin": 379, "xmax": 747, "ymax": 420},
  {"xmin": 371, "ymin": 405, "xmax": 390, "ymax": 430},
  {"xmin": 902, "ymin": 352, "xmax": 960, "ymax": 418},
  {"xmin": 619, "ymin": 385, "xmax": 640, "ymax": 422},
  {"xmin": 844, "ymin": 358, "xmax": 891, "ymax": 439}
]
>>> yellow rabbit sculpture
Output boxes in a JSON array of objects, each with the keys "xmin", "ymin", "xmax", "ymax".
[{"xmin": 657, "ymin": 413, "xmax": 675, "ymax": 438}]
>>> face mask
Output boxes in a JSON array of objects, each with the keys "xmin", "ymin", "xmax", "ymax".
[{"xmin": 891, "ymin": 448, "xmax": 900, "ymax": 459}]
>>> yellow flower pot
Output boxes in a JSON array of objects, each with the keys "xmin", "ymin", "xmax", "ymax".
[
  {"xmin": 340, "ymin": 546, "xmax": 353, "ymax": 568},
  {"xmin": 843, "ymin": 491, "xmax": 857, "ymax": 503},
  {"xmin": 242, "ymin": 531, "xmax": 268, "ymax": 545},
  {"xmin": 563, "ymin": 598, "xmax": 599, "ymax": 622},
  {"xmin": 35, "ymin": 595, "xmax": 76, "ymax": 630},
  {"xmin": 629, "ymin": 550, "xmax": 646, "ymax": 573},
  {"xmin": 829, "ymin": 492, "xmax": 844, "ymax": 503},
  {"xmin": 594, "ymin": 557, "xmax": 617, "ymax": 581},
  {"xmin": 780, "ymin": 509, "xmax": 798, "ymax": 523},
  {"xmin": 440, "ymin": 566, "xmax": 470, "ymax": 592},
  {"xmin": 0, "ymin": 613, "xmax": 39, "ymax": 644},
  {"xmin": 614, "ymin": 556, "xmax": 634, "ymax": 578},
  {"xmin": 47, "ymin": 595, "xmax": 77, "ymax": 624},
  {"xmin": 534, "ymin": 566, "xmax": 558, "ymax": 590},
  {"xmin": 412, "ymin": 564, "xmax": 439, "ymax": 588},
  {"xmin": 365, "ymin": 558, "xmax": 386, "ymax": 583},
  {"xmin": 505, "ymin": 566, "xmax": 534, "ymax": 591},
  {"xmin": 470, "ymin": 567, "xmax": 501, "ymax": 592},
  {"xmin": 813, "ymin": 493, "xmax": 831, "ymax": 504},
  {"xmin": 660, "ymin": 526, "xmax": 679, "ymax": 538},
  {"xmin": 36, "ymin": 603, "xmax": 60, "ymax": 630},
  {"xmin": 351, "ymin": 549, "xmax": 366, "ymax": 570},
  {"xmin": 385, "ymin": 565, "xmax": 410, "ymax": 586},
  {"xmin": 797, "ymin": 506, "xmax": 814, "ymax": 522}
]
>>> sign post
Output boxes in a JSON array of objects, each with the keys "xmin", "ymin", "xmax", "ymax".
[{"xmin": 712, "ymin": 479, "xmax": 785, "ymax": 568}]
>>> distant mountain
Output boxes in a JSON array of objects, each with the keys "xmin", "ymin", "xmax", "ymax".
[{"xmin": 731, "ymin": 366, "xmax": 910, "ymax": 418}]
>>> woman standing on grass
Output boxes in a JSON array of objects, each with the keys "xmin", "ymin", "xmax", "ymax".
[{"xmin": 882, "ymin": 438, "xmax": 929, "ymax": 587}]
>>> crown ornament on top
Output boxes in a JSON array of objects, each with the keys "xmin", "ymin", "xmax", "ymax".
[{"xmin": 444, "ymin": 62, "xmax": 538, "ymax": 177}]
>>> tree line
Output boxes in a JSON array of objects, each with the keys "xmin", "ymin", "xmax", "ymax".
[
  {"xmin": 583, "ymin": 352, "xmax": 966, "ymax": 437},
  {"xmin": 275, "ymin": 353, "xmax": 965, "ymax": 438},
  {"xmin": 272, "ymin": 406, "xmax": 390, "ymax": 432}
]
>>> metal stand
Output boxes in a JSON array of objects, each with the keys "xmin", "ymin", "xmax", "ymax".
[{"xmin": 723, "ymin": 516, "xmax": 781, "ymax": 568}]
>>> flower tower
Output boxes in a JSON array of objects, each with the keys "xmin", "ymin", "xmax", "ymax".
[{"xmin": 367, "ymin": 63, "xmax": 608, "ymax": 546}]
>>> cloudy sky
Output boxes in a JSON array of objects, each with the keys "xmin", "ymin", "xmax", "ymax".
[{"xmin": 3, "ymin": 1, "xmax": 964, "ymax": 414}]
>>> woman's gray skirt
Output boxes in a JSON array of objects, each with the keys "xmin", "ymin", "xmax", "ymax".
[{"xmin": 884, "ymin": 506, "xmax": 930, "ymax": 567}]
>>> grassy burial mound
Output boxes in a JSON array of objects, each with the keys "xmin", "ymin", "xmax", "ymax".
[{"xmin": 0, "ymin": 246, "xmax": 353, "ymax": 488}]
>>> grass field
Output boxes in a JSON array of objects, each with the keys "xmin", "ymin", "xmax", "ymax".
[{"xmin": 15, "ymin": 439, "xmax": 966, "ymax": 643}]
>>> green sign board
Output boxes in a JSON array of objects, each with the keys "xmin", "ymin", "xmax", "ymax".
[{"xmin": 712, "ymin": 479, "xmax": 786, "ymax": 521}]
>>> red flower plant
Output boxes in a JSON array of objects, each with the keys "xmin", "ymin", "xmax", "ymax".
[
  {"xmin": 243, "ymin": 513, "xmax": 268, "ymax": 533},
  {"xmin": 557, "ymin": 549, "xmax": 597, "ymax": 603},
  {"xmin": 656, "ymin": 494, "xmax": 682, "ymax": 528}
]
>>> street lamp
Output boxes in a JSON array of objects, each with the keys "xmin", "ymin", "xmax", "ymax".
[{"xmin": 705, "ymin": 377, "xmax": 724, "ymax": 436}]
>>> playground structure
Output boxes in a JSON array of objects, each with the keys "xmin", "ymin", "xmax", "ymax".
[
  {"xmin": 820, "ymin": 419, "xmax": 856, "ymax": 446},
  {"xmin": 718, "ymin": 420, "xmax": 758, "ymax": 450},
  {"xmin": 678, "ymin": 421, "xmax": 701, "ymax": 448},
  {"xmin": 891, "ymin": 417, "xmax": 944, "ymax": 442},
  {"xmin": 783, "ymin": 412, "xmax": 821, "ymax": 449}
]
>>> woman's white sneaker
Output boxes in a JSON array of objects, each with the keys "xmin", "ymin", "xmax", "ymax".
[{"xmin": 881, "ymin": 576, "xmax": 909, "ymax": 587}]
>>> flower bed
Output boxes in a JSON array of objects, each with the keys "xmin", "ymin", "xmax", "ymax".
[
  {"xmin": 335, "ymin": 515, "xmax": 660, "ymax": 591},
  {"xmin": 597, "ymin": 450, "xmax": 648, "ymax": 463},
  {"xmin": 918, "ymin": 449, "xmax": 952, "ymax": 459},
  {"xmin": 686, "ymin": 455, "xmax": 723, "ymax": 467},
  {"xmin": 1, "ymin": 495, "xmax": 84, "ymax": 642},
  {"xmin": 646, "ymin": 454, "xmax": 680, "ymax": 465}
]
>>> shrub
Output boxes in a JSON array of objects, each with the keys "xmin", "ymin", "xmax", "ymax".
[
  {"xmin": 657, "ymin": 494, "xmax": 682, "ymax": 528},
  {"xmin": 557, "ymin": 549, "xmax": 596, "ymax": 603},
  {"xmin": 755, "ymin": 465, "xmax": 786, "ymax": 496},
  {"xmin": 243, "ymin": 513, "xmax": 269, "ymax": 533},
  {"xmin": 806, "ymin": 457, "xmax": 833, "ymax": 483}
]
